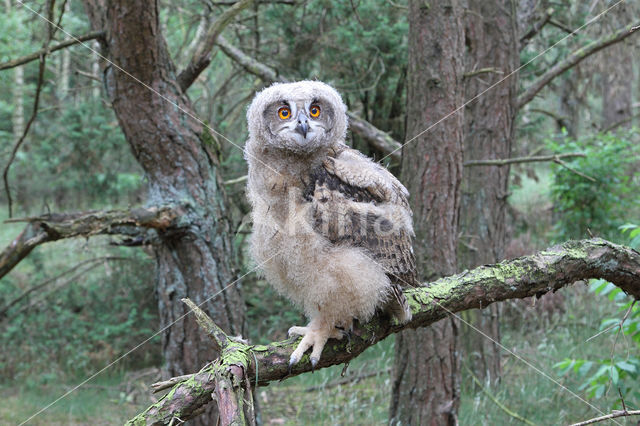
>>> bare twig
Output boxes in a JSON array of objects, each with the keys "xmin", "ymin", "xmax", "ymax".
[
  {"xmin": 553, "ymin": 158, "xmax": 596, "ymax": 182},
  {"xmin": 207, "ymin": 0, "xmax": 293, "ymax": 4},
  {"xmin": 0, "ymin": 31, "xmax": 104, "ymax": 71},
  {"xmin": 518, "ymin": 22, "xmax": 640, "ymax": 109},
  {"xmin": 151, "ymin": 375, "xmax": 195, "ymax": 393},
  {"xmin": 464, "ymin": 363, "xmax": 535, "ymax": 425},
  {"xmin": 520, "ymin": 7, "xmax": 554, "ymax": 45},
  {"xmin": 549, "ymin": 19, "xmax": 573, "ymax": 34},
  {"xmin": 182, "ymin": 298, "xmax": 229, "ymax": 352},
  {"xmin": 569, "ymin": 409, "xmax": 640, "ymax": 426},
  {"xmin": 75, "ymin": 68, "xmax": 101, "ymax": 82},
  {"xmin": 463, "ymin": 67, "xmax": 504, "ymax": 79},
  {"xmin": 304, "ymin": 367, "xmax": 392, "ymax": 392},
  {"xmin": 464, "ymin": 152, "xmax": 585, "ymax": 166},
  {"xmin": 0, "ymin": 256, "xmax": 128, "ymax": 319},
  {"xmin": 177, "ymin": 0, "xmax": 254, "ymax": 91},
  {"xmin": 3, "ymin": 53, "xmax": 46, "ymax": 218},
  {"xmin": 0, "ymin": 205, "xmax": 184, "ymax": 280}
]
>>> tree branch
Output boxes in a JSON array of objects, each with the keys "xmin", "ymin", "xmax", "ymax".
[
  {"xmin": 3, "ymin": 52, "xmax": 46, "ymax": 218},
  {"xmin": 0, "ymin": 205, "xmax": 184, "ymax": 280},
  {"xmin": 463, "ymin": 152, "xmax": 585, "ymax": 166},
  {"xmin": 215, "ymin": 36, "xmax": 403, "ymax": 160},
  {"xmin": 177, "ymin": 0, "xmax": 254, "ymax": 92},
  {"xmin": 0, "ymin": 256, "xmax": 128, "ymax": 319},
  {"xmin": 517, "ymin": 22, "xmax": 640, "ymax": 109},
  {"xmin": 520, "ymin": 7, "xmax": 554, "ymax": 45},
  {"xmin": 0, "ymin": 31, "xmax": 105, "ymax": 71},
  {"xmin": 128, "ymin": 238, "xmax": 640, "ymax": 425},
  {"xmin": 569, "ymin": 409, "xmax": 640, "ymax": 426}
]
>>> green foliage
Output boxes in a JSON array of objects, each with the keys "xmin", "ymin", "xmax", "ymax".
[
  {"xmin": 0, "ymin": 245, "xmax": 159, "ymax": 382},
  {"xmin": 547, "ymin": 130, "xmax": 639, "ymax": 242},
  {"xmin": 553, "ymin": 226, "xmax": 640, "ymax": 409},
  {"xmin": 11, "ymin": 98, "xmax": 143, "ymax": 212}
]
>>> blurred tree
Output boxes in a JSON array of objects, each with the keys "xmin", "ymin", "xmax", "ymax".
[
  {"xmin": 458, "ymin": 0, "xmax": 519, "ymax": 384},
  {"xmin": 600, "ymin": 2, "xmax": 633, "ymax": 131},
  {"xmin": 79, "ymin": 1, "xmax": 247, "ymax": 424},
  {"xmin": 391, "ymin": 1, "xmax": 465, "ymax": 424}
]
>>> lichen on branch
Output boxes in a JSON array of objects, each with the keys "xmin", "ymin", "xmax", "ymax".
[{"xmin": 129, "ymin": 238, "xmax": 640, "ymax": 425}]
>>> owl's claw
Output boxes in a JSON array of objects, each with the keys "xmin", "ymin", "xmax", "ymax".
[{"xmin": 287, "ymin": 322, "xmax": 344, "ymax": 371}]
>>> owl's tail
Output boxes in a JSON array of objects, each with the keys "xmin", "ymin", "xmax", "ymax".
[{"xmin": 384, "ymin": 282, "xmax": 412, "ymax": 324}]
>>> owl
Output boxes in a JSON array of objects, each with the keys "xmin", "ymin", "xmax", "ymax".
[{"xmin": 245, "ymin": 80, "xmax": 418, "ymax": 369}]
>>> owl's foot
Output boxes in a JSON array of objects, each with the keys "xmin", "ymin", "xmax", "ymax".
[{"xmin": 288, "ymin": 320, "xmax": 344, "ymax": 371}]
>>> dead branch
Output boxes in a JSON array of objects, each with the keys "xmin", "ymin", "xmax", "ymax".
[
  {"xmin": 463, "ymin": 67, "xmax": 504, "ymax": 79},
  {"xmin": 208, "ymin": 0, "xmax": 294, "ymax": 4},
  {"xmin": 215, "ymin": 36, "xmax": 403, "ymax": 160},
  {"xmin": 128, "ymin": 238, "xmax": 640, "ymax": 425},
  {"xmin": 463, "ymin": 152, "xmax": 585, "ymax": 166},
  {"xmin": 0, "ymin": 205, "xmax": 184, "ymax": 280},
  {"xmin": 177, "ymin": 0, "xmax": 254, "ymax": 92},
  {"xmin": 0, "ymin": 31, "xmax": 105, "ymax": 71},
  {"xmin": 520, "ymin": 7, "xmax": 554, "ymax": 45},
  {"xmin": 517, "ymin": 22, "xmax": 640, "ymax": 109},
  {"xmin": 463, "ymin": 363, "xmax": 535, "ymax": 426},
  {"xmin": 3, "ymin": 50, "xmax": 46, "ymax": 218},
  {"xmin": 0, "ymin": 256, "xmax": 128, "ymax": 319},
  {"xmin": 553, "ymin": 157, "xmax": 596, "ymax": 182},
  {"xmin": 569, "ymin": 409, "xmax": 640, "ymax": 426}
]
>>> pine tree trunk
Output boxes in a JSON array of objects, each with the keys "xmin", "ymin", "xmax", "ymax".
[
  {"xmin": 458, "ymin": 0, "xmax": 518, "ymax": 385},
  {"xmin": 82, "ymin": 1, "xmax": 246, "ymax": 424},
  {"xmin": 600, "ymin": 3, "xmax": 633, "ymax": 131},
  {"xmin": 59, "ymin": 1, "xmax": 71, "ymax": 99},
  {"xmin": 391, "ymin": 2, "xmax": 465, "ymax": 424},
  {"xmin": 6, "ymin": 1, "xmax": 25, "ymax": 144}
]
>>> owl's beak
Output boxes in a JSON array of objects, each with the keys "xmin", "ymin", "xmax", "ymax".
[{"xmin": 295, "ymin": 113, "xmax": 309, "ymax": 139}]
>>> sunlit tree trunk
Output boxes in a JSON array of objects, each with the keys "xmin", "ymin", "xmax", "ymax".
[
  {"xmin": 458, "ymin": 0, "xmax": 519, "ymax": 385},
  {"xmin": 391, "ymin": 1, "xmax": 465, "ymax": 424},
  {"xmin": 82, "ymin": 1, "xmax": 245, "ymax": 424}
]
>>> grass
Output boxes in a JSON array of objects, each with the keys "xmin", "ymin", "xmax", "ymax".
[{"xmin": 0, "ymin": 372, "xmax": 151, "ymax": 425}]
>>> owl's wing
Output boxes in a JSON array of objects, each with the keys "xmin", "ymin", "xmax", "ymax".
[{"xmin": 304, "ymin": 146, "xmax": 420, "ymax": 291}]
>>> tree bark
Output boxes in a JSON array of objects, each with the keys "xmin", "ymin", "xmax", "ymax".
[
  {"xmin": 600, "ymin": 3, "xmax": 633, "ymax": 131},
  {"xmin": 130, "ymin": 238, "xmax": 640, "ymax": 425},
  {"xmin": 81, "ymin": 1, "xmax": 246, "ymax": 423},
  {"xmin": 459, "ymin": 0, "xmax": 518, "ymax": 384},
  {"xmin": 392, "ymin": 2, "xmax": 465, "ymax": 425}
]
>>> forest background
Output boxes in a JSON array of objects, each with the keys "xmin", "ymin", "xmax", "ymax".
[{"xmin": 1, "ymin": 0, "xmax": 640, "ymax": 424}]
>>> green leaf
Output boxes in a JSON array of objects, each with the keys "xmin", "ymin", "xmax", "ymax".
[{"xmin": 610, "ymin": 366, "xmax": 619, "ymax": 384}]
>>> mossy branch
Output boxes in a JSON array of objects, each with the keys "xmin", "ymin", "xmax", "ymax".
[
  {"xmin": 0, "ymin": 205, "xmax": 186, "ymax": 280},
  {"xmin": 129, "ymin": 238, "xmax": 640, "ymax": 425}
]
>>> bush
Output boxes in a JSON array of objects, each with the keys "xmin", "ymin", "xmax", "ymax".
[{"xmin": 547, "ymin": 130, "xmax": 639, "ymax": 242}]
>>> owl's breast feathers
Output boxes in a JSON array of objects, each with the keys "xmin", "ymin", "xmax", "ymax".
[{"xmin": 303, "ymin": 146, "xmax": 420, "ymax": 288}]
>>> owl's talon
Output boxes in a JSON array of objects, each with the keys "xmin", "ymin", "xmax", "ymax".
[
  {"xmin": 288, "ymin": 356, "xmax": 298, "ymax": 374},
  {"xmin": 311, "ymin": 356, "xmax": 319, "ymax": 371}
]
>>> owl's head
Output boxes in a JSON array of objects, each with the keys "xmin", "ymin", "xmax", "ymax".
[{"xmin": 246, "ymin": 81, "xmax": 348, "ymax": 155}]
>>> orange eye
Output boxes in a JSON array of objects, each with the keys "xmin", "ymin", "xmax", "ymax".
[
  {"xmin": 278, "ymin": 106, "xmax": 291, "ymax": 120},
  {"xmin": 309, "ymin": 104, "xmax": 321, "ymax": 118}
]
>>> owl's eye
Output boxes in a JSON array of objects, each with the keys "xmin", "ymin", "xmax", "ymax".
[
  {"xmin": 278, "ymin": 106, "xmax": 291, "ymax": 120},
  {"xmin": 309, "ymin": 104, "xmax": 321, "ymax": 118}
]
